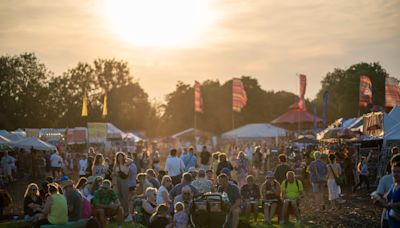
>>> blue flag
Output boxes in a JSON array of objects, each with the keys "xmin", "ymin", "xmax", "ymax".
[
  {"xmin": 323, "ymin": 91, "xmax": 329, "ymax": 128},
  {"xmin": 313, "ymin": 102, "xmax": 317, "ymax": 131}
]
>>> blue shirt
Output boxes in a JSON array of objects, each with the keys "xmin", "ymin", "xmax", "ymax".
[
  {"xmin": 309, "ymin": 160, "xmax": 328, "ymax": 184},
  {"xmin": 387, "ymin": 185, "xmax": 400, "ymax": 227},
  {"xmin": 181, "ymin": 153, "xmax": 197, "ymax": 172},
  {"xmin": 128, "ymin": 163, "xmax": 137, "ymax": 188}
]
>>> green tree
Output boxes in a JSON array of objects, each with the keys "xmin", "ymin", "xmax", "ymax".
[
  {"xmin": 0, "ymin": 53, "xmax": 52, "ymax": 129},
  {"xmin": 315, "ymin": 62, "xmax": 387, "ymax": 124}
]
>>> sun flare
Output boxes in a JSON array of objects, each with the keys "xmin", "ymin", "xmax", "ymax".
[{"xmin": 102, "ymin": 0, "xmax": 215, "ymax": 48}]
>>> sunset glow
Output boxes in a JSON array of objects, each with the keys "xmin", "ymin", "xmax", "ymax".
[{"xmin": 102, "ymin": 0, "xmax": 215, "ymax": 48}]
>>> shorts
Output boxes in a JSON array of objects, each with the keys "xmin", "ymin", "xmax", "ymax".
[
  {"xmin": 129, "ymin": 186, "xmax": 136, "ymax": 192},
  {"xmin": 312, "ymin": 182, "xmax": 324, "ymax": 193}
]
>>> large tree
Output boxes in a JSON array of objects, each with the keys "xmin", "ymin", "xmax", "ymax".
[
  {"xmin": 0, "ymin": 53, "xmax": 52, "ymax": 129},
  {"xmin": 315, "ymin": 62, "xmax": 387, "ymax": 124}
]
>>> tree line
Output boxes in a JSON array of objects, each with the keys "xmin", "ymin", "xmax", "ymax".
[{"xmin": 0, "ymin": 53, "xmax": 389, "ymax": 137}]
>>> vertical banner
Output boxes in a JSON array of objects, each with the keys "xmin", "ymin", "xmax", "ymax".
[
  {"xmin": 323, "ymin": 91, "xmax": 329, "ymax": 128},
  {"xmin": 102, "ymin": 95, "xmax": 108, "ymax": 117},
  {"xmin": 87, "ymin": 122, "xmax": 107, "ymax": 143},
  {"xmin": 298, "ymin": 74, "xmax": 307, "ymax": 111},
  {"xmin": 232, "ymin": 78, "xmax": 247, "ymax": 112},
  {"xmin": 81, "ymin": 95, "xmax": 88, "ymax": 117},
  {"xmin": 313, "ymin": 103, "xmax": 317, "ymax": 131},
  {"xmin": 385, "ymin": 76, "xmax": 400, "ymax": 107},
  {"xmin": 359, "ymin": 75, "xmax": 372, "ymax": 108},
  {"xmin": 194, "ymin": 81, "xmax": 203, "ymax": 113}
]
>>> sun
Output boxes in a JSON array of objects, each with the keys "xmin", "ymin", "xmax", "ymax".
[{"xmin": 102, "ymin": 0, "xmax": 215, "ymax": 48}]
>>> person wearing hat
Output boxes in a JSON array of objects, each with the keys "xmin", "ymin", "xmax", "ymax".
[
  {"xmin": 188, "ymin": 167, "xmax": 198, "ymax": 179},
  {"xmin": 221, "ymin": 167, "xmax": 238, "ymax": 185},
  {"xmin": 62, "ymin": 180, "xmax": 82, "ymax": 221},
  {"xmin": 92, "ymin": 180, "xmax": 124, "ymax": 228},
  {"xmin": 261, "ymin": 171, "xmax": 281, "ymax": 224}
]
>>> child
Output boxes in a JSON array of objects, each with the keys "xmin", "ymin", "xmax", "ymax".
[
  {"xmin": 173, "ymin": 202, "xmax": 188, "ymax": 228},
  {"xmin": 149, "ymin": 204, "xmax": 170, "ymax": 228}
]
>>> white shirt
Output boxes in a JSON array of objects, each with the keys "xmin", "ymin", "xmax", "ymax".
[
  {"xmin": 245, "ymin": 147, "xmax": 253, "ymax": 161},
  {"xmin": 50, "ymin": 153, "xmax": 62, "ymax": 168},
  {"xmin": 164, "ymin": 156, "xmax": 185, "ymax": 177},
  {"xmin": 79, "ymin": 159, "xmax": 88, "ymax": 176},
  {"xmin": 156, "ymin": 185, "xmax": 169, "ymax": 205}
]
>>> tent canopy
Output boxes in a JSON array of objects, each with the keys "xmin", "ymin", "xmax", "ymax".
[
  {"xmin": 11, "ymin": 137, "xmax": 56, "ymax": 151},
  {"xmin": 172, "ymin": 128, "xmax": 214, "ymax": 139},
  {"xmin": 271, "ymin": 109, "xmax": 322, "ymax": 124},
  {"xmin": 221, "ymin": 123, "xmax": 286, "ymax": 139},
  {"xmin": 0, "ymin": 135, "xmax": 11, "ymax": 145}
]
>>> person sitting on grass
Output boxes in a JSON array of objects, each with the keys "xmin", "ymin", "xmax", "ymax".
[
  {"xmin": 92, "ymin": 180, "xmax": 124, "ymax": 228},
  {"xmin": 240, "ymin": 175, "xmax": 260, "ymax": 222},
  {"xmin": 261, "ymin": 171, "xmax": 281, "ymax": 225},
  {"xmin": 280, "ymin": 171, "xmax": 304, "ymax": 225},
  {"xmin": 23, "ymin": 183, "xmax": 44, "ymax": 224},
  {"xmin": 34, "ymin": 183, "xmax": 68, "ymax": 228},
  {"xmin": 149, "ymin": 204, "xmax": 171, "ymax": 228},
  {"xmin": 173, "ymin": 202, "xmax": 189, "ymax": 228}
]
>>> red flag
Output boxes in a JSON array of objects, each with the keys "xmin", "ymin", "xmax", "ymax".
[
  {"xmin": 298, "ymin": 74, "xmax": 307, "ymax": 111},
  {"xmin": 232, "ymin": 78, "xmax": 247, "ymax": 112},
  {"xmin": 385, "ymin": 76, "xmax": 400, "ymax": 107},
  {"xmin": 194, "ymin": 81, "xmax": 203, "ymax": 113},
  {"xmin": 359, "ymin": 75, "xmax": 372, "ymax": 107}
]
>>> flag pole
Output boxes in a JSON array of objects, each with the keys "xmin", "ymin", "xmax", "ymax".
[
  {"xmin": 232, "ymin": 110, "xmax": 235, "ymax": 130},
  {"xmin": 194, "ymin": 110, "xmax": 197, "ymax": 130}
]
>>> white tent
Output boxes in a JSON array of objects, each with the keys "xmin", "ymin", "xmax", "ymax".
[
  {"xmin": 107, "ymin": 123, "xmax": 125, "ymax": 139},
  {"xmin": 11, "ymin": 137, "xmax": 56, "ymax": 151},
  {"xmin": 0, "ymin": 135, "xmax": 11, "ymax": 145},
  {"xmin": 221, "ymin": 123, "xmax": 286, "ymax": 139},
  {"xmin": 384, "ymin": 106, "xmax": 400, "ymax": 141}
]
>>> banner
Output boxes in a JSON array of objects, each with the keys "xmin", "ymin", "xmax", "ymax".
[
  {"xmin": 81, "ymin": 95, "xmax": 88, "ymax": 117},
  {"xmin": 359, "ymin": 75, "xmax": 372, "ymax": 108},
  {"xmin": 88, "ymin": 123, "xmax": 107, "ymax": 143},
  {"xmin": 67, "ymin": 128, "xmax": 87, "ymax": 144},
  {"xmin": 322, "ymin": 91, "xmax": 329, "ymax": 128},
  {"xmin": 102, "ymin": 95, "xmax": 108, "ymax": 117},
  {"xmin": 232, "ymin": 78, "xmax": 247, "ymax": 112},
  {"xmin": 26, "ymin": 128, "xmax": 40, "ymax": 138},
  {"xmin": 385, "ymin": 76, "xmax": 400, "ymax": 107},
  {"xmin": 298, "ymin": 74, "xmax": 307, "ymax": 111},
  {"xmin": 194, "ymin": 81, "xmax": 203, "ymax": 113}
]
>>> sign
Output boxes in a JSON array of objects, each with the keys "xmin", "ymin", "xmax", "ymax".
[
  {"xmin": 67, "ymin": 128, "xmax": 87, "ymax": 144},
  {"xmin": 88, "ymin": 123, "xmax": 107, "ymax": 143},
  {"xmin": 26, "ymin": 128, "xmax": 40, "ymax": 138}
]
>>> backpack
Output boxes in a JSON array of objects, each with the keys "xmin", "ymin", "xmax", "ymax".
[{"xmin": 80, "ymin": 196, "xmax": 92, "ymax": 219}]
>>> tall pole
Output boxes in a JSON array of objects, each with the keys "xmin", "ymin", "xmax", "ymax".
[
  {"xmin": 232, "ymin": 111, "xmax": 235, "ymax": 130},
  {"xmin": 194, "ymin": 110, "xmax": 197, "ymax": 130}
]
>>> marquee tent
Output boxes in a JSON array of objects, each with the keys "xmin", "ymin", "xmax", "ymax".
[
  {"xmin": 0, "ymin": 135, "xmax": 11, "ymax": 145},
  {"xmin": 221, "ymin": 123, "xmax": 286, "ymax": 139},
  {"xmin": 11, "ymin": 137, "xmax": 56, "ymax": 151}
]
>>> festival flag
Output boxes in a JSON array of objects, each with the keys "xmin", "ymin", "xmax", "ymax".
[
  {"xmin": 298, "ymin": 74, "xmax": 307, "ymax": 111},
  {"xmin": 232, "ymin": 78, "xmax": 247, "ymax": 112},
  {"xmin": 102, "ymin": 95, "xmax": 108, "ymax": 117},
  {"xmin": 385, "ymin": 76, "xmax": 400, "ymax": 107},
  {"xmin": 194, "ymin": 81, "xmax": 203, "ymax": 113},
  {"xmin": 81, "ymin": 94, "xmax": 88, "ymax": 117},
  {"xmin": 359, "ymin": 75, "xmax": 372, "ymax": 108},
  {"xmin": 322, "ymin": 91, "xmax": 329, "ymax": 127},
  {"xmin": 313, "ymin": 102, "xmax": 317, "ymax": 131}
]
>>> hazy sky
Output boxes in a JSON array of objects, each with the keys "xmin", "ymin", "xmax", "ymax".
[{"xmin": 1, "ymin": 0, "xmax": 399, "ymax": 101}]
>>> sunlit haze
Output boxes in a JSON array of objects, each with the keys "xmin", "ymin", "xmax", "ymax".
[{"xmin": 1, "ymin": 0, "xmax": 399, "ymax": 101}]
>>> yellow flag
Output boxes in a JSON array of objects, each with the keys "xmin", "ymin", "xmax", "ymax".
[
  {"xmin": 102, "ymin": 95, "xmax": 108, "ymax": 117},
  {"xmin": 81, "ymin": 95, "xmax": 88, "ymax": 117}
]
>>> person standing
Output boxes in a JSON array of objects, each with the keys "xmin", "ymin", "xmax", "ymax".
[
  {"xmin": 244, "ymin": 144, "xmax": 253, "ymax": 170},
  {"xmin": 164, "ymin": 149, "xmax": 185, "ymax": 186},
  {"xmin": 1, "ymin": 151, "xmax": 16, "ymax": 183},
  {"xmin": 309, "ymin": 152, "xmax": 328, "ymax": 211},
  {"xmin": 236, "ymin": 151, "xmax": 249, "ymax": 188},
  {"xmin": 216, "ymin": 153, "xmax": 233, "ymax": 176},
  {"xmin": 199, "ymin": 146, "xmax": 211, "ymax": 171},
  {"xmin": 274, "ymin": 154, "xmax": 292, "ymax": 185},
  {"xmin": 181, "ymin": 147, "xmax": 197, "ymax": 172},
  {"xmin": 354, "ymin": 151, "xmax": 372, "ymax": 192},
  {"xmin": 113, "ymin": 152, "xmax": 130, "ymax": 220},
  {"xmin": 326, "ymin": 154, "xmax": 341, "ymax": 210},
  {"xmin": 92, "ymin": 154, "xmax": 107, "ymax": 178},
  {"xmin": 151, "ymin": 150, "xmax": 161, "ymax": 173},
  {"xmin": 50, "ymin": 151, "xmax": 63, "ymax": 179},
  {"xmin": 79, "ymin": 154, "xmax": 88, "ymax": 178}
]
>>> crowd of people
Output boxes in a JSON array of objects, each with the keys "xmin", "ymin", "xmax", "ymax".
[{"xmin": 0, "ymin": 142, "xmax": 399, "ymax": 227}]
